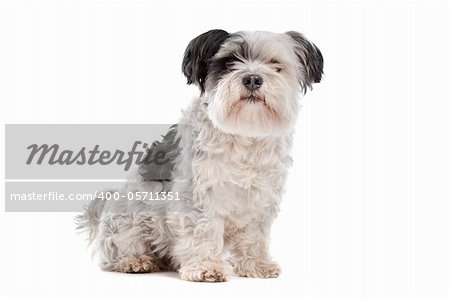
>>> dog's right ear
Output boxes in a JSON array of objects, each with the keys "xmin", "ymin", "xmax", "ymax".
[{"xmin": 182, "ymin": 29, "xmax": 230, "ymax": 94}]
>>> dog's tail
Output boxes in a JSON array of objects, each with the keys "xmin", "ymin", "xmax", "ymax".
[{"xmin": 75, "ymin": 191, "xmax": 111, "ymax": 244}]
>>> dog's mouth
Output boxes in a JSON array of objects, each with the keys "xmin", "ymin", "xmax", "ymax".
[{"xmin": 241, "ymin": 94, "xmax": 266, "ymax": 104}]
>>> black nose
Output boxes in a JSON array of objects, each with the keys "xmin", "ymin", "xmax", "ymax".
[{"xmin": 242, "ymin": 74, "xmax": 263, "ymax": 91}]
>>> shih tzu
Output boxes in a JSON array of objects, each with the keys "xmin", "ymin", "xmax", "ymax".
[{"xmin": 77, "ymin": 29, "xmax": 323, "ymax": 282}]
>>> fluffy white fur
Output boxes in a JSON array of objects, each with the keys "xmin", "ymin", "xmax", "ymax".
[{"xmin": 77, "ymin": 30, "xmax": 322, "ymax": 282}]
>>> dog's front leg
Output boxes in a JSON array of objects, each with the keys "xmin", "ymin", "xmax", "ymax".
[
  {"xmin": 230, "ymin": 221, "xmax": 281, "ymax": 278},
  {"xmin": 172, "ymin": 216, "xmax": 230, "ymax": 282}
]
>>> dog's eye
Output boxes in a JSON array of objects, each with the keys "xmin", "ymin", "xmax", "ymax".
[
  {"xmin": 226, "ymin": 62, "xmax": 236, "ymax": 71},
  {"xmin": 269, "ymin": 59, "xmax": 282, "ymax": 73}
]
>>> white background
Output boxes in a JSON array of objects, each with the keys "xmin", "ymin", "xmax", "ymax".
[{"xmin": 1, "ymin": 1, "xmax": 449, "ymax": 298}]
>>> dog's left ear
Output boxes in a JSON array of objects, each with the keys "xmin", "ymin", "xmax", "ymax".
[
  {"xmin": 285, "ymin": 31, "xmax": 323, "ymax": 91},
  {"xmin": 182, "ymin": 29, "xmax": 230, "ymax": 93}
]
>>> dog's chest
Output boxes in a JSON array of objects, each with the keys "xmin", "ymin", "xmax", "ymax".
[{"xmin": 194, "ymin": 133, "xmax": 292, "ymax": 226}]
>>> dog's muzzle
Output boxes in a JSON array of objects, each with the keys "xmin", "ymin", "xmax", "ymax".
[{"xmin": 242, "ymin": 74, "xmax": 263, "ymax": 91}]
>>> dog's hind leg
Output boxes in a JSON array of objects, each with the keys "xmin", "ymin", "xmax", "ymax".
[
  {"xmin": 116, "ymin": 254, "xmax": 159, "ymax": 273},
  {"xmin": 95, "ymin": 213, "xmax": 161, "ymax": 273}
]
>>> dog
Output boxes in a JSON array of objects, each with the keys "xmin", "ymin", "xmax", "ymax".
[{"xmin": 77, "ymin": 29, "xmax": 323, "ymax": 282}]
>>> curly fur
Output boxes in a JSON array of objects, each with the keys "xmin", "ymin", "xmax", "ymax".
[{"xmin": 77, "ymin": 30, "xmax": 323, "ymax": 282}]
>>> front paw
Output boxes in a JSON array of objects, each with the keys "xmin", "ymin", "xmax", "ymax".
[
  {"xmin": 234, "ymin": 260, "xmax": 281, "ymax": 278},
  {"xmin": 180, "ymin": 262, "xmax": 230, "ymax": 282}
]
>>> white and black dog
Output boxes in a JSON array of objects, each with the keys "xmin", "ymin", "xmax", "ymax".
[{"xmin": 77, "ymin": 30, "xmax": 323, "ymax": 282}]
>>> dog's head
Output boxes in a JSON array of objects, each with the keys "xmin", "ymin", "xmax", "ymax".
[{"xmin": 182, "ymin": 30, "xmax": 323, "ymax": 138}]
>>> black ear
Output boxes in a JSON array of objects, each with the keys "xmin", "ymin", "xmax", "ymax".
[
  {"xmin": 285, "ymin": 31, "xmax": 323, "ymax": 90},
  {"xmin": 182, "ymin": 29, "xmax": 230, "ymax": 93}
]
